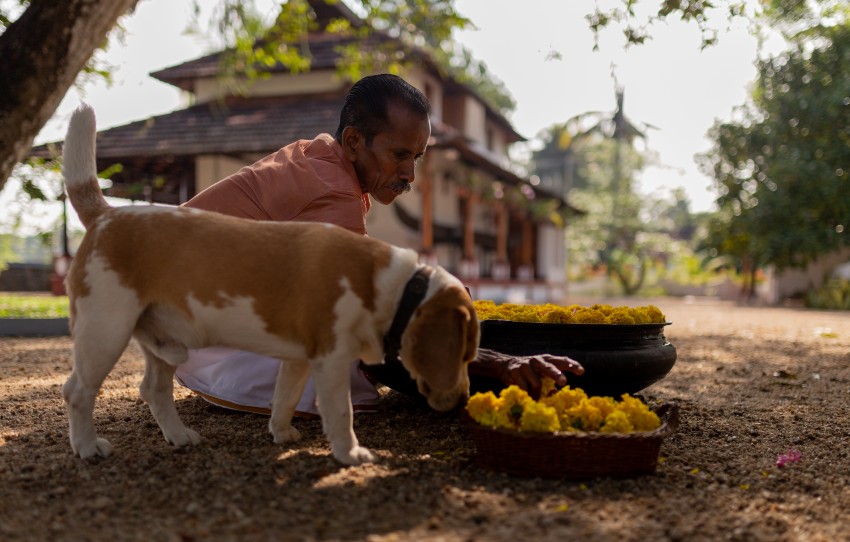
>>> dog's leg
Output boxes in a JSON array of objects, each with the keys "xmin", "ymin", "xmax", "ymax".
[
  {"xmin": 312, "ymin": 358, "xmax": 375, "ymax": 465},
  {"xmin": 138, "ymin": 346, "xmax": 201, "ymax": 448},
  {"xmin": 269, "ymin": 359, "xmax": 310, "ymax": 444},
  {"xmin": 63, "ymin": 318, "xmax": 134, "ymax": 459}
]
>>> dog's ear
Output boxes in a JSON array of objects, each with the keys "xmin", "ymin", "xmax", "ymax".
[
  {"xmin": 401, "ymin": 287, "xmax": 476, "ymax": 390},
  {"xmin": 461, "ymin": 301, "xmax": 479, "ymax": 364}
]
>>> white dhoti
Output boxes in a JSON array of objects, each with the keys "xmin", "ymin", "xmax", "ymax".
[{"xmin": 174, "ymin": 347, "xmax": 381, "ymax": 416}]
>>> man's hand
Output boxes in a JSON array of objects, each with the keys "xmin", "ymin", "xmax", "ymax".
[{"xmin": 469, "ymin": 348, "xmax": 585, "ymax": 399}]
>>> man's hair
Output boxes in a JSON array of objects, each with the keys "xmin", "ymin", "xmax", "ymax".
[{"xmin": 335, "ymin": 74, "xmax": 431, "ymax": 144}]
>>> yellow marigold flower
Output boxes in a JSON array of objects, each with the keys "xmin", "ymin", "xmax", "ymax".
[
  {"xmin": 573, "ymin": 308, "xmax": 607, "ymax": 324},
  {"xmin": 618, "ymin": 394, "xmax": 661, "ymax": 431},
  {"xmin": 644, "ymin": 305, "xmax": 666, "ymax": 323},
  {"xmin": 540, "ymin": 377, "xmax": 558, "ymax": 398},
  {"xmin": 519, "ymin": 401, "xmax": 561, "ymax": 433},
  {"xmin": 587, "ymin": 396, "xmax": 618, "ymax": 419},
  {"xmin": 497, "ymin": 385, "xmax": 534, "ymax": 428},
  {"xmin": 541, "ymin": 385, "xmax": 587, "ymax": 411},
  {"xmin": 591, "ymin": 304, "xmax": 615, "ymax": 316},
  {"xmin": 473, "ymin": 301, "xmax": 666, "ymax": 326},
  {"xmin": 564, "ymin": 399, "xmax": 605, "ymax": 431},
  {"xmin": 542, "ymin": 307, "xmax": 575, "ymax": 324},
  {"xmin": 466, "ymin": 391, "xmax": 503, "ymax": 427},
  {"xmin": 600, "ymin": 410, "xmax": 634, "ymax": 433},
  {"xmin": 630, "ymin": 308, "xmax": 652, "ymax": 324},
  {"xmin": 608, "ymin": 307, "xmax": 636, "ymax": 325}
]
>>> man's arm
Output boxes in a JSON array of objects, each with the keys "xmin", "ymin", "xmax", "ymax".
[{"xmin": 468, "ymin": 349, "xmax": 585, "ymax": 399}]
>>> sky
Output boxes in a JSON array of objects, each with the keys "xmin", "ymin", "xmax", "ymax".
[{"xmin": 10, "ymin": 0, "xmax": 788, "ymax": 234}]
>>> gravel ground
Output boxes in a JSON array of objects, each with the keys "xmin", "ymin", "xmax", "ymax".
[{"xmin": 2, "ymin": 297, "xmax": 850, "ymax": 542}]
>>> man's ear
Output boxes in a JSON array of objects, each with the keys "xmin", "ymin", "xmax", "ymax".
[{"xmin": 341, "ymin": 126, "xmax": 362, "ymax": 161}]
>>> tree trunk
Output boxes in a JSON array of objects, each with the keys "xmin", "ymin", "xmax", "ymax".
[{"xmin": 0, "ymin": 0, "xmax": 140, "ymax": 190}]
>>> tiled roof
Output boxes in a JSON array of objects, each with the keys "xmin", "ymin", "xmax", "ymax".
[
  {"xmin": 150, "ymin": 33, "xmax": 357, "ymax": 92},
  {"xmin": 39, "ymin": 94, "xmax": 346, "ymax": 159},
  {"xmin": 31, "ymin": 93, "xmax": 571, "ymax": 209}
]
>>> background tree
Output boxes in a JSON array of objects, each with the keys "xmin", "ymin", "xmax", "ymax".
[
  {"xmin": 699, "ymin": 21, "xmax": 850, "ymax": 277},
  {"xmin": 534, "ymin": 84, "xmax": 667, "ymax": 295},
  {"xmin": 4, "ymin": 0, "xmax": 840, "ymax": 193}
]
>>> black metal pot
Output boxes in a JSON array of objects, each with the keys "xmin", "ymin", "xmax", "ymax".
[{"xmin": 478, "ymin": 320, "xmax": 677, "ymax": 397}]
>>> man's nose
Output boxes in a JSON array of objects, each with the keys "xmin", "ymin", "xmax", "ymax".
[{"xmin": 399, "ymin": 159, "xmax": 416, "ymax": 181}]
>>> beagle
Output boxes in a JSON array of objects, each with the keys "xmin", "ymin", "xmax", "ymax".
[{"xmin": 60, "ymin": 104, "xmax": 478, "ymax": 465}]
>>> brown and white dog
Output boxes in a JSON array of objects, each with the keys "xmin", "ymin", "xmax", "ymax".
[{"xmin": 61, "ymin": 104, "xmax": 478, "ymax": 465}]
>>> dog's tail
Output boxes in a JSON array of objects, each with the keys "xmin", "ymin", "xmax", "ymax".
[{"xmin": 62, "ymin": 103, "xmax": 110, "ymax": 230}]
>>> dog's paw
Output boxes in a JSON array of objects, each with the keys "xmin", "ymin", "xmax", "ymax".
[
  {"xmin": 164, "ymin": 427, "xmax": 202, "ymax": 448},
  {"xmin": 75, "ymin": 437, "xmax": 113, "ymax": 459},
  {"xmin": 270, "ymin": 423, "xmax": 301, "ymax": 444},
  {"xmin": 333, "ymin": 446, "xmax": 375, "ymax": 466}
]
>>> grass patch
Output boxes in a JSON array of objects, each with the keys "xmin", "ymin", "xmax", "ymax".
[{"xmin": 0, "ymin": 293, "xmax": 70, "ymax": 318}]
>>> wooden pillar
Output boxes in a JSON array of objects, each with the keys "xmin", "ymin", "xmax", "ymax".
[
  {"xmin": 496, "ymin": 202, "xmax": 508, "ymax": 262},
  {"xmin": 420, "ymin": 154, "xmax": 433, "ymax": 253},
  {"xmin": 520, "ymin": 219, "xmax": 532, "ymax": 266},
  {"xmin": 464, "ymin": 192, "xmax": 477, "ymax": 260}
]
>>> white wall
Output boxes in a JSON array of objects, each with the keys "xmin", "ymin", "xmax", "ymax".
[
  {"xmin": 761, "ymin": 247, "xmax": 850, "ymax": 303},
  {"xmin": 193, "ymin": 71, "xmax": 343, "ymax": 103}
]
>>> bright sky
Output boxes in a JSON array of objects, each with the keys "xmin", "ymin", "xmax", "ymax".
[{"xmin": 20, "ymin": 0, "xmax": 787, "ymax": 233}]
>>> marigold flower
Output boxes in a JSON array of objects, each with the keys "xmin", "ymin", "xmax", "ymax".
[
  {"xmin": 618, "ymin": 394, "xmax": 661, "ymax": 431},
  {"xmin": 587, "ymin": 396, "xmax": 618, "ymax": 419},
  {"xmin": 591, "ymin": 304, "xmax": 615, "ymax": 316},
  {"xmin": 608, "ymin": 308, "xmax": 636, "ymax": 325},
  {"xmin": 630, "ymin": 308, "xmax": 652, "ymax": 324},
  {"xmin": 540, "ymin": 377, "xmax": 558, "ymax": 398},
  {"xmin": 466, "ymin": 391, "xmax": 503, "ymax": 427},
  {"xmin": 541, "ymin": 307, "xmax": 575, "ymax": 324},
  {"xmin": 497, "ymin": 385, "xmax": 533, "ymax": 428},
  {"xmin": 643, "ymin": 305, "xmax": 666, "ymax": 323},
  {"xmin": 599, "ymin": 410, "xmax": 634, "ymax": 433},
  {"xmin": 564, "ymin": 399, "xmax": 605, "ymax": 431},
  {"xmin": 467, "ymin": 381, "xmax": 661, "ymax": 435},
  {"xmin": 573, "ymin": 308, "xmax": 607, "ymax": 324},
  {"xmin": 472, "ymin": 300, "xmax": 666, "ymax": 325},
  {"xmin": 519, "ymin": 402, "xmax": 561, "ymax": 432}
]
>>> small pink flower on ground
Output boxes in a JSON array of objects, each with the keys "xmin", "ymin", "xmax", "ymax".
[{"xmin": 776, "ymin": 448, "xmax": 802, "ymax": 468}]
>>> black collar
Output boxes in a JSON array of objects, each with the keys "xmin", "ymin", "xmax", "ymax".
[{"xmin": 383, "ymin": 265, "xmax": 434, "ymax": 364}]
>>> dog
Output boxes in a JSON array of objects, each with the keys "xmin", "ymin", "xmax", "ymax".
[{"xmin": 61, "ymin": 104, "xmax": 478, "ymax": 465}]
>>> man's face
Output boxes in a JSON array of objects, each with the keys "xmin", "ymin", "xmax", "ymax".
[{"xmin": 343, "ymin": 102, "xmax": 431, "ymax": 205}]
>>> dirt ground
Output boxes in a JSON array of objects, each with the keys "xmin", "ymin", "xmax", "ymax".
[{"xmin": 2, "ymin": 297, "xmax": 850, "ymax": 542}]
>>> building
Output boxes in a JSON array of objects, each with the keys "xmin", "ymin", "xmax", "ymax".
[{"xmin": 36, "ymin": 0, "xmax": 579, "ymax": 302}]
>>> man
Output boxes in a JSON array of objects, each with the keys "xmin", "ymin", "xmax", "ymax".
[{"xmin": 175, "ymin": 74, "xmax": 583, "ymax": 416}]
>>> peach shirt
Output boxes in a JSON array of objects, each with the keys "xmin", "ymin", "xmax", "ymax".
[{"xmin": 184, "ymin": 134, "xmax": 371, "ymax": 234}]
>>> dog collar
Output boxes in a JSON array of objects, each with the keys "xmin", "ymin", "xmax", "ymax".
[{"xmin": 383, "ymin": 264, "xmax": 434, "ymax": 364}]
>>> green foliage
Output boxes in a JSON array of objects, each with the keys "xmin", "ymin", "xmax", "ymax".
[
  {"xmin": 700, "ymin": 23, "xmax": 850, "ymax": 272},
  {"xmin": 586, "ymin": 0, "xmax": 847, "ymax": 50},
  {"xmin": 0, "ymin": 293, "xmax": 69, "ymax": 319},
  {"xmin": 187, "ymin": 0, "xmax": 517, "ymax": 114},
  {"xmin": 806, "ymin": 278, "xmax": 850, "ymax": 310},
  {"xmin": 564, "ymin": 137, "xmax": 674, "ymax": 296}
]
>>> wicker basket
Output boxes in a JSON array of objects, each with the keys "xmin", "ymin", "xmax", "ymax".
[{"xmin": 464, "ymin": 402, "xmax": 680, "ymax": 480}]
